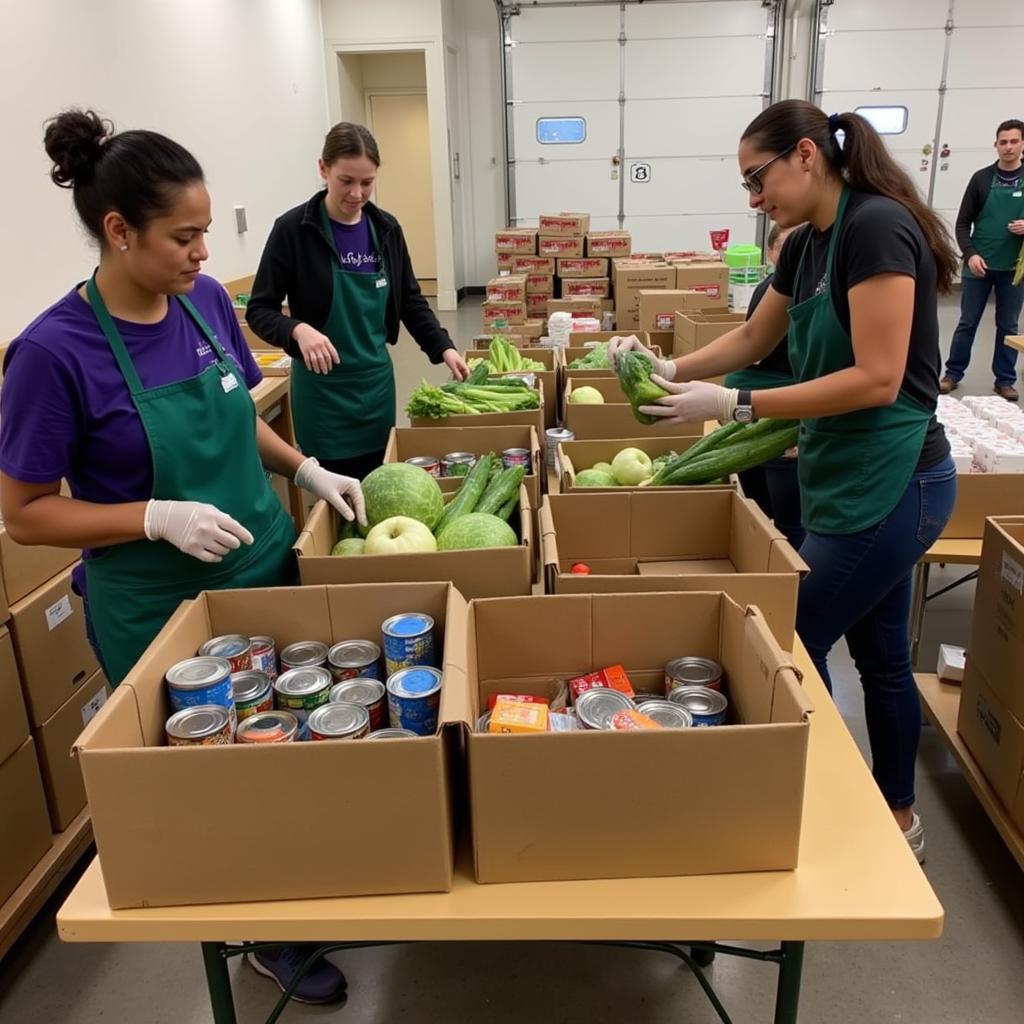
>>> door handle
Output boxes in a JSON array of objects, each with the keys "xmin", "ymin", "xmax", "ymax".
[{"xmin": 453, "ymin": 152, "xmax": 461, "ymax": 181}]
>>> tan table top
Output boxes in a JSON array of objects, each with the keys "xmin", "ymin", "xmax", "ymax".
[
  {"xmin": 57, "ymin": 640, "xmax": 942, "ymax": 945},
  {"xmin": 921, "ymin": 538, "xmax": 983, "ymax": 565},
  {"xmin": 1005, "ymin": 335, "xmax": 1024, "ymax": 354},
  {"xmin": 248, "ymin": 376, "xmax": 289, "ymax": 417}
]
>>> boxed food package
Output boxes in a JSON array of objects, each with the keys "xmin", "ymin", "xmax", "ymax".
[
  {"xmin": 539, "ymin": 236, "xmax": 585, "ymax": 259},
  {"xmin": 586, "ymin": 231, "xmax": 632, "ymax": 257},
  {"xmin": 496, "ymin": 253, "xmax": 515, "ymax": 272},
  {"xmin": 495, "ymin": 229, "xmax": 537, "ymax": 255},
  {"xmin": 513, "ymin": 255, "xmax": 556, "ymax": 275},
  {"xmin": 0, "ymin": 525, "xmax": 79, "ymax": 608},
  {"xmin": 525, "ymin": 273, "xmax": 555, "ymax": 296},
  {"xmin": 0, "ymin": 627, "xmax": 30, "ymax": 766},
  {"xmin": 526, "ymin": 294, "xmax": 549, "ymax": 319},
  {"xmin": 541, "ymin": 489, "xmax": 806, "ymax": 648},
  {"xmin": 547, "ymin": 297, "xmax": 605, "ymax": 320},
  {"xmin": 519, "ymin": 319, "xmax": 546, "ymax": 341},
  {"xmin": 75, "ymin": 582, "xmax": 471, "ymax": 908},
  {"xmin": 0, "ymin": 739, "xmax": 53, "ymax": 906},
  {"xmin": 538, "ymin": 213, "xmax": 591, "ymax": 237},
  {"xmin": 482, "ymin": 301, "xmax": 527, "ymax": 327},
  {"xmin": 563, "ymin": 278, "xmax": 610, "ymax": 299},
  {"xmin": 464, "ymin": 591, "xmax": 812, "ymax": 883},
  {"xmin": 674, "ymin": 263, "xmax": 730, "ymax": 302},
  {"xmin": 558, "ymin": 257, "xmax": 609, "ymax": 278},
  {"xmin": 486, "ymin": 276, "xmax": 527, "ymax": 304},
  {"xmin": 638, "ymin": 290, "xmax": 694, "ymax": 333},
  {"xmin": 612, "ymin": 262, "xmax": 676, "ymax": 297}
]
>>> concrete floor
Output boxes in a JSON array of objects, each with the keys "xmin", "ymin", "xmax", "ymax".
[{"xmin": 2, "ymin": 292, "xmax": 1023, "ymax": 1023}]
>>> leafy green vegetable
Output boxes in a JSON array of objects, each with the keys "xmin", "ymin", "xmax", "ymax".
[
  {"xmin": 617, "ymin": 351, "xmax": 670, "ymax": 425},
  {"xmin": 568, "ymin": 342, "xmax": 612, "ymax": 370},
  {"xmin": 406, "ymin": 380, "xmax": 540, "ymax": 419}
]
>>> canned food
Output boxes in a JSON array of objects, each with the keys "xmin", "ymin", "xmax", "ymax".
[
  {"xmin": 165, "ymin": 657, "xmax": 236, "ymax": 732},
  {"xmin": 330, "ymin": 678, "xmax": 387, "ymax": 731},
  {"xmin": 308, "ymin": 701, "xmax": 370, "ymax": 741},
  {"xmin": 250, "ymin": 636, "xmax": 278, "ymax": 680},
  {"xmin": 367, "ymin": 728, "xmax": 418, "ymax": 740},
  {"xmin": 664, "ymin": 656, "xmax": 724, "ymax": 695},
  {"xmin": 382, "ymin": 613, "xmax": 436, "ymax": 675},
  {"xmin": 387, "ymin": 666, "xmax": 443, "ymax": 736},
  {"xmin": 280, "ymin": 640, "xmax": 329, "ymax": 671},
  {"xmin": 635, "ymin": 699, "xmax": 693, "ymax": 729},
  {"xmin": 549, "ymin": 709, "xmax": 580, "ymax": 732},
  {"xmin": 575, "ymin": 688, "xmax": 634, "ymax": 730},
  {"xmin": 232, "ymin": 670, "xmax": 274, "ymax": 721},
  {"xmin": 501, "ymin": 448, "xmax": 531, "ymax": 471},
  {"xmin": 165, "ymin": 705, "xmax": 232, "ymax": 746},
  {"xmin": 406, "ymin": 456, "xmax": 441, "ymax": 478},
  {"xmin": 441, "ymin": 452, "xmax": 477, "ymax": 477},
  {"xmin": 545, "ymin": 427, "xmax": 575, "ymax": 475},
  {"xmin": 668, "ymin": 686, "xmax": 728, "ymax": 727},
  {"xmin": 273, "ymin": 666, "xmax": 332, "ymax": 732},
  {"xmin": 475, "ymin": 711, "xmax": 492, "ymax": 733},
  {"xmin": 236, "ymin": 710, "xmax": 298, "ymax": 744},
  {"xmin": 198, "ymin": 634, "xmax": 252, "ymax": 674},
  {"xmin": 328, "ymin": 640, "xmax": 383, "ymax": 683}
]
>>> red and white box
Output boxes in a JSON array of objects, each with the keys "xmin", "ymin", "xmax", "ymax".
[
  {"xmin": 539, "ymin": 236, "xmax": 585, "ymax": 258},
  {"xmin": 486, "ymin": 276, "xmax": 527, "ymax": 303},
  {"xmin": 558, "ymin": 257, "xmax": 609, "ymax": 278},
  {"xmin": 513, "ymin": 255, "xmax": 557, "ymax": 275},
  {"xmin": 563, "ymin": 277, "xmax": 610, "ymax": 299},
  {"xmin": 495, "ymin": 229, "xmax": 538, "ymax": 255},
  {"xmin": 586, "ymin": 231, "xmax": 632, "ymax": 257},
  {"xmin": 539, "ymin": 212, "xmax": 591, "ymax": 237}
]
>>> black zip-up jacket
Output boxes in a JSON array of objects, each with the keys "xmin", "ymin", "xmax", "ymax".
[
  {"xmin": 246, "ymin": 191, "xmax": 454, "ymax": 363},
  {"xmin": 955, "ymin": 162, "xmax": 1024, "ymax": 261}
]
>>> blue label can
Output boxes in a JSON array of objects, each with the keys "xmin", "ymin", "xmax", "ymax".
[
  {"xmin": 165, "ymin": 656, "xmax": 236, "ymax": 734},
  {"xmin": 667, "ymin": 685, "xmax": 727, "ymax": 727},
  {"xmin": 381, "ymin": 613, "xmax": 436, "ymax": 676},
  {"xmin": 386, "ymin": 667, "xmax": 443, "ymax": 736}
]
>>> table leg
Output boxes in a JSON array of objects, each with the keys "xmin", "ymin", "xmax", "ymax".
[
  {"xmin": 201, "ymin": 942, "xmax": 238, "ymax": 1024},
  {"xmin": 910, "ymin": 561, "xmax": 931, "ymax": 667},
  {"xmin": 773, "ymin": 941, "xmax": 804, "ymax": 1024}
]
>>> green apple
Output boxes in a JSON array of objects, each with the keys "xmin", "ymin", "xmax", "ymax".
[
  {"xmin": 363, "ymin": 516, "xmax": 438, "ymax": 555},
  {"xmin": 570, "ymin": 386, "xmax": 604, "ymax": 405},
  {"xmin": 592, "ymin": 461, "xmax": 615, "ymax": 477},
  {"xmin": 612, "ymin": 447, "xmax": 654, "ymax": 486},
  {"xmin": 331, "ymin": 537, "xmax": 366, "ymax": 556}
]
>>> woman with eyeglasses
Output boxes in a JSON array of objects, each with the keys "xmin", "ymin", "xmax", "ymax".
[{"xmin": 610, "ymin": 100, "xmax": 958, "ymax": 862}]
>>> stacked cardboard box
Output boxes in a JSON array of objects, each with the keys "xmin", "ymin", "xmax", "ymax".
[
  {"xmin": 612, "ymin": 261, "xmax": 675, "ymax": 332},
  {"xmin": 492, "ymin": 230, "xmax": 544, "ymax": 338}
]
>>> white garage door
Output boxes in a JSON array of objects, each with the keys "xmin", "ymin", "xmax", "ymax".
[{"xmin": 501, "ymin": 0, "xmax": 781, "ymax": 251}]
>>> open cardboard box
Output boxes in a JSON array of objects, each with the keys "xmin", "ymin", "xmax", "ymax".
[
  {"xmin": 295, "ymin": 489, "xmax": 533, "ymax": 599},
  {"xmin": 464, "ymin": 591, "xmax": 813, "ymax": 883},
  {"xmin": 562, "ymin": 342, "xmax": 663, "ymax": 384},
  {"xmin": 409, "ymin": 378, "xmax": 544, "ymax": 440},
  {"xmin": 74, "ymin": 582, "xmax": 470, "ymax": 909},
  {"xmin": 673, "ymin": 310, "xmax": 746, "ymax": 357},
  {"xmin": 462, "ymin": 347, "xmax": 559, "ymax": 430},
  {"xmin": 541, "ymin": 489, "xmax": 807, "ymax": 649},
  {"xmin": 563, "ymin": 377, "xmax": 703, "ymax": 440},
  {"xmin": 940, "ymin": 475, "xmax": 1024, "ymax": 539}
]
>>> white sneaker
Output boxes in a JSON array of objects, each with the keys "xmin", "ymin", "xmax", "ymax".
[{"xmin": 903, "ymin": 813, "xmax": 925, "ymax": 864}]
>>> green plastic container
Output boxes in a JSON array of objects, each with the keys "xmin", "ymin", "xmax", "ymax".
[{"xmin": 723, "ymin": 245, "xmax": 763, "ymax": 285}]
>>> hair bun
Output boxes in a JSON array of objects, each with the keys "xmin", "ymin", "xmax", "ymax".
[{"xmin": 43, "ymin": 109, "xmax": 114, "ymax": 188}]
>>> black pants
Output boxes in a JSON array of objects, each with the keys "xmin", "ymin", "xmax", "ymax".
[
  {"xmin": 318, "ymin": 449, "xmax": 387, "ymax": 480},
  {"xmin": 737, "ymin": 456, "xmax": 805, "ymax": 551}
]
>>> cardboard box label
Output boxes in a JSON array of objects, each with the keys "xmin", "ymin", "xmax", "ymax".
[
  {"xmin": 81, "ymin": 688, "xmax": 108, "ymax": 727},
  {"xmin": 45, "ymin": 595, "xmax": 73, "ymax": 631},
  {"xmin": 1001, "ymin": 552, "xmax": 1023, "ymax": 594},
  {"xmin": 539, "ymin": 237, "xmax": 585, "ymax": 257}
]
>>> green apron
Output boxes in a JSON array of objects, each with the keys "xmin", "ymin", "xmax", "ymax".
[
  {"xmin": 290, "ymin": 204, "xmax": 394, "ymax": 460},
  {"xmin": 724, "ymin": 367, "xmax": 793, "ymax": 390},
  {"xmin": 788, "ymin": 188, "xmax": 933, "ymax": 535},
  {"xmin": 83, "ymin": 276, "xmax": 297, "ymax": 685},
  {"xmin": 964, "ymin": 169, "xmax": 1024, "ymax": 274}
]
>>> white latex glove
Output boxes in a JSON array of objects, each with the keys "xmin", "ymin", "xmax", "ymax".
[
  {"xmin": 144, "ymin": 500, "xmax": 254, "ymax": 563},
  {"xmin": 639, "ymin": 377, "xmax": 739, "ymax": 425},
  {"xmin": 607, "ymin": 334, "xmax": 677, "ymax": 381},
  {"xmin": 295, "ymin": 457, "xmax": 367, "ymax": 526}
]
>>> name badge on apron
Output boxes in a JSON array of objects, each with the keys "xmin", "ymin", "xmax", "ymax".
[
  {"xmin": 221, "ymin": 372, "xmax": 239, "ymax": 393},
  {"xmin": 375, "ymin": 277, "xmax": 388, "ymax": 289},
  {"xmin": 1014, "ymin": 191, "xmax": 1022, "ymax": 198}
]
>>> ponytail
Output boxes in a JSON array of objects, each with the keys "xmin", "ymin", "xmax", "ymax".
[{"xmin": 742, "ymin": 100, "xmax": 959, "ymax": 293}]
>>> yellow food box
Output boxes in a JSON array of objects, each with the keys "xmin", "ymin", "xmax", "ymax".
[{"xmin": 489, "ymin": 698, "xmax": 549, "ymax": 734}]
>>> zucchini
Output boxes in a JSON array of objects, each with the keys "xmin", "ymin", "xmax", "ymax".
[
  {"xmin": 649, "ymin": 422, "xmax": 746, "ymax": 484},
  {"xmin": 657, "ymin": 425, "xmax": 799, "ymax": 486},
  {"xmin": 476, "ymin": 465, "xmax": 525, "ymax": 515},
  {"xmin": 497, "ymin": 491, "xmax": 520, "ymax": 522},
  {"xmin": 466, "ymin": 361, "xmax": 490, "ymax": 386},
  {"xmin": 434, "ymin": 452, "xmax": 495, "ymax": 534}
]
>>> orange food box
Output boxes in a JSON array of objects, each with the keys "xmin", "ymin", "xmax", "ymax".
[
  {"xmin": 489, "ymin": 698, "xmax": 549, "ymax": 734},
  {"xmin": 486, "ymin": 692, "xmax": 550, "ymax": 712},
  {"xmin": 610, "ymin": 709, "xmax": 662, "ymax": 731},
  {"xmin": 568, "ymin": 664, "xmax": 636, "ymax": 702}
]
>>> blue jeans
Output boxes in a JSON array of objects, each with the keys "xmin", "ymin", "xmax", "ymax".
[
  {"xmin": 796, "ymin": 456, "xmax": 957, "ymax": 809},
  {"xmin": 945, "ymin": 270, "xmax": 1023, "ymax": 387},
  {"xmin": 738, "ymin": 456, "xmax": 805, "ymax": 551}
]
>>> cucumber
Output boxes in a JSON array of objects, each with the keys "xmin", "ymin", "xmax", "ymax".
[
  {"xmin": 476, "ymin": 465, "xmax": 525, "ymax": 515},
  {"xmin": 434, "ymin": 452, "xmax": 495, "ymax": 534},
  {"xmin": 497, "ymin": 491, "xmax": 520, "ymax": 522},
  {"xmin": 649, "ymin": 422, "xmax": 745, "ymax": 485},
  {"xmin": 657, "ymin": 425, "xmax": 799, "ymax": 486}
]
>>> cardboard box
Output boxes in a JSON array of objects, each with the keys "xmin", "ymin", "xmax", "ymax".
[
  {"xmin": 539, "ymin": 236, "xmax": 585, "ymax": 259},
  {"xmin": 563, "ymin": 278, "xmax": 610, "ymax": 299},
  {"xmin": 638, "ymin": 290, "xmax": 693, "ymax": 333},
  {"xmin": 676, "ymin": 289, "xmax": 728, "ymax": 312},
  {"xmin": 526, "ymin": 294, "xmax": 550, "ymax": 319},
  {"xmin": 612, "ymin": 263, "xmax": 675, "ymax": 298},
  {"xmin": 940, "ymin": 476, "xmax": 1024, "ymax": 539},
  {"xmin": 562, "ymin": 342, "xmax": 663, "ymax": 384},
  {"xmin": 481, "ymin": 300, "xmax": 527, "ymax": 326},
  {"xmin": 10, "ymin": 564, "xmax": 99, "ymax": 728},
  {"xmin": 410, "ymin": 379, "xmax": 544, "ymax": 439},
  {"xmin": 547, "ymin": 297, "xmax": 605, "ymax": 320},
  {"xmin": 587, "ymin": 231, "xmax": 632, "ymax": 257},
  {"xmin": 519, "ymin": 319, "xmax": 545, "ymax": 341},
  {"xmin": 485, "ymin": 276, "xmax": 527, "ymax": 304},
  {"xmin": 495, "ymin": 229, "xmax": 537, "ymax": 255},
  {"xmin": 616, "ymin": 309, "xmax": 641, "ymax": 331},
  {"xmin": 675, "ymin": 262, "xmax": 730, "ymax": 300},
  {"xmin": 0, "ymin": 627, "xmax": 29, "ymax": 766},
  {"xmin": 465, "ymin": 591, "xmax": 812, "ymax": 884},
  {"xmin": 384, "ymin": 425, "xmax": 543, "ymax": 509},
  {"xmin": 463, "ymin": 347, "xmax": 559, "ymax": 431},
  {"xmin": 564, "ymin": 377, "xmax": 703, "ymax": 441},
  {"xmin": 0, "ymin": 526, "xmax": 78, "ymax": 607},
  {"xmin": 667, "ymin": 251, "xmax": 722, "ymax": 264},
  {"xmin": 473, "ymin": 332, "xmax": 529, "ymax": 350},
  {"xmin": 0, "ymin": 739, "xmax": 53, "ymax": 906},
  {"xmin": 249, "ymin": 349, "xmax": 292, "ymax": 376},
  {"xmin": 539, "ymin": 213, "xmax": 591, "ymax": 236},
  {"xmin": 75, "ymin": 583, "xmax": 469, "ymax": 909},
  {"xmin": 937, "ymin": 644, "xmax": 966, "ymax": 683},
  {"xmin": 674, "ymin": 311, "xmax": 747, "ymax": 355},
  {"xmin": 496, "ymin": 254, "xmax": 514, "ymax": 272},
  {"xmin": 524, "ymin": 273, "xmax": 554, "ymax": 296},
  {"xmin": 513, "ymin": 255, "xmax": 556, "ymax": 275},
  {"xmin": 296, "ymin": 494, "xmax": 533, "ymax": 601},
  {"xmin": 34, "ymin": 668, "xmax": 108, "ymax": 831},
  {"xmin": 559, "ymin": 436, "xmax": 712, "ymax": 492},
  {"xmin": 557, "ymin": 257, "xmax": 609, "ymax": 278},
  {"xmin": 541, "ymin": 489, "xmax": 806, "ymax": 648},
  {"xmin": 645, "ymin": 331, "xmax": 675, "ymax": 358}
]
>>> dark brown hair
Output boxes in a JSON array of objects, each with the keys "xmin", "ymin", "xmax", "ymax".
[
  {"xmin": 996, "ymin": 119, "xmax": 1024, "ymax": 138},
  {"xmin": 322, "ymin": 122, "xmax": 381, "ymax": 166},
  {"xmin": 43, "ymin": 108, "xmax": 204, "ymax": 245},
  {"xmin": 742, "ymin": 100, "xmax": 958, "ymax": 293}
]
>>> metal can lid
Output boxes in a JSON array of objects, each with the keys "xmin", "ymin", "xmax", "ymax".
[
  {"xmin": 166, "ymin": 704, "xmax": 230, "ymax": 740},
  {"xmin": 502, "ymin": 448, "xmax": 531, "ymax": 457},
  {"xmin": 668, "ymin": 686, "xmax": 728, "ymax": 716},
  {"xmin": 308, "ymin": 701, "xmax": 370, "ymax": 738},
  {"xmin": 274, "ymin": 666, "xmax": 332, "ymax": 697},
  {"xmin": 406, "ymin": 456, "xmax": 439, "ymax": 466},
  {"xmin": 633, "ymin": 693, "xmax": 666, "ymax": 705},
  {"xmin": 666, "ymin": 656, "xmax": 723, "ymax": 687},
  {"xmin": 250, "ymin": 635, "xmax": 275, "ymax": 653},
  {"xmin": 575, "ymin": 688, "xmax": 634, "ymax": 729},
  {"xmin": 237, "ymin": 710, "xmax": 298, "ymax": 743},
  {"xmin": 279, "ymin": 641, "xmax": 329, "ymax": 667},
  {"xmin": 382, "ymin": 613, "xmax": 434, "ymax": 639},
  {"xmin": 387, "ymin": 667, "xmax": 443, "ymax": 699},
  {"xmin": 328, "ymin": 640, "xmax": 382, "ymax": 669},
  {"xmin": 165, "ymin": 656, "xmax": 232, "ymax": 690},
  {"xmin": 198, "ymin": 634, "xmax": 251, "ymax": 659},
  {"xmin": 638, "ymin": 699, "xmax": 693, "ymax": 728},
  {"xmin": 546, "ymin": 427, "xmax": 575, "ymax": 440},
  {"xmin": 367, "ymin": 728, "xmax": 418, "ymax": 740},
  {"xmin": 232, "ymin": 670, "xmax": 272, "ymax": 704},
  {"xmin": 330, "ymin": 678, "xmax": 386, "ymax": 706},
  {"xmin": 442, "ymin": 452, "xmax": 477, "ymax": 462}
]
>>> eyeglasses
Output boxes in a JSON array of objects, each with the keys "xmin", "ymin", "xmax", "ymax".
[{"xmin": 741, "ymin": 143, "xmax": 797, "ymax": 195}]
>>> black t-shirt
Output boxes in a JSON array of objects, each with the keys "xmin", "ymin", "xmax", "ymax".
[
  {"xmin": 743, "ymin": 273, "xmax": 792, "ymax": 378},
  {"xmin": 771, "ymin": 190, "xmax": 949, "ymax": 469}
]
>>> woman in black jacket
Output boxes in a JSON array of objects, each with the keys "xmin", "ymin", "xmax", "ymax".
[{"xmin": 247, "ymin": 122, "xmax": 469, "ymax": 478}]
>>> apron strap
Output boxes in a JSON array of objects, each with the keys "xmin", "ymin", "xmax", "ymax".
[
  {"xmin": 177, "ymin": 294, "xmax": 233, "ymax": 365},
  {"xmin": 86, "ymin": 273, "xmax": 145, "ymax": 395},
  {"xmin": 793, "ymin": 186, "xmax": 851, "ymax": 295}
]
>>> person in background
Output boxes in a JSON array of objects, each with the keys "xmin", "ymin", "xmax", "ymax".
[
  {"xmin": 941, "ymin": 118, "xmax": 1024, "ymax": 400},
  {"xmin": 611, "ymin": 100, "xmax": 959, "ymax": 862},
  {"xmin": 723, "ymin": 221, "xmax": 804, "ymax": 549},
  {"xmin": 247, "ymin": 122, "xmax": 469, "ymax": 479},
  {"xmin": 0, "ymin": 109, "xmax": 359, "ymax": 1006}
]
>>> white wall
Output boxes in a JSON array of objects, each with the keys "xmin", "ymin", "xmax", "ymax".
[
  {"xmin": 337, "ymin": 54, "xmax": 367, "ymax": 123},
  {"xmin": 0, "ymin": 0, "xmax": 329, "ymax": 341},
  {"xmin": 362, "ymin": 53, "xmax": 428, "ymax": 91}
]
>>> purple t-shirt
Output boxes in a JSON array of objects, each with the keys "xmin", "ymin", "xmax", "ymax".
[
  {"xmin": 329, "ymin": 215, "xmax": 380, "ymax": 274},
  {"xmin": 0, "ymin": 273, "xmax": 262, "ymax": 504}
]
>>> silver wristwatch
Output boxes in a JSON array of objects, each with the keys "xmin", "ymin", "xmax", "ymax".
[{"xmin": 732, "ymin": 389, "xmax": 756, "ymax": 424}]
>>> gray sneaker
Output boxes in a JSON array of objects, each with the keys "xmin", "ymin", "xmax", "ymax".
[{"xmin": 903, "ymin": 813, "xmax": 925, "ymax": 864}]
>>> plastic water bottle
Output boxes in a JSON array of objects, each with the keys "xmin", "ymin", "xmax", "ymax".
[
  {"xmin": 601, "ymin": 310, "xmax": 615, "ymax": 332},
  {"xmin": 548, "ymin": 311, "xmax": 572, "ymax": 347}
]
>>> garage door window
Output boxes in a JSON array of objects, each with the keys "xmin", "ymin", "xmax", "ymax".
[
  {"xmin": 854, "ymin": 106, "xmax": 908, "ymax": 136},
  {"xmin": 536, "ymin": 117, "xmax": 587, "ymax": 145}
]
